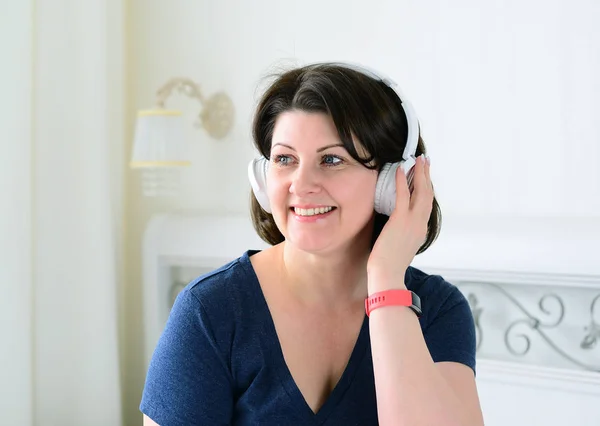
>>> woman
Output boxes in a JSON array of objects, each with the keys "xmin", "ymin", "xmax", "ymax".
[{"xmin": 141, "ymin": 63, "xmax": 484, "ymax": 425}]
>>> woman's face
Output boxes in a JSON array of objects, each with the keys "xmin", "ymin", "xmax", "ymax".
[{"xmin": 267, "ymin": 110, "xmax": 378, "ymax": 254}]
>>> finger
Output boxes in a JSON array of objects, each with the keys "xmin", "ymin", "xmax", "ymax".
[
  {"xmin": 410, "ymin": 155, "xmax": 431, "ymax": 210},
  {"xmin": 423, "ymin": 156, "xmax": 434, "ymax": 214},
  {"xmin": 425, "ymin": 155, "xmax": 433, "ymax": 191},
  {"xmin": 411, "ymin": 160, "xmax": 434, "ymax": 221},
  {"xmin": 394, "ymin": 163, "xmax": 410, "ymax": 213}
]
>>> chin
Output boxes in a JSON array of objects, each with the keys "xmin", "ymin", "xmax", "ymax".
[
  {"xmin": 286, "ymin": 228, "xmax": 365, "ymax": 257},
  {"xmin": 286, "ymin": 232, "xmax": 336, "ymax": 254}
]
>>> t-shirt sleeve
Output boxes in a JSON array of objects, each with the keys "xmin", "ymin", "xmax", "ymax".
[
  {"xmin": 423, "ymin": 282, "xmax": 477, "ymax": 375},
  {"xmin": 140, "ymin": 288, "xmax": 234, "ymax": 426}
]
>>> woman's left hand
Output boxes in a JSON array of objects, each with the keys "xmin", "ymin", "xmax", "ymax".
[{"xmin": 367, "ymin": 154, "xmax": 434, "ymax": 292}]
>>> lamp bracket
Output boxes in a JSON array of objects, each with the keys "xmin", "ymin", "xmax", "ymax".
[{"xmin": 155, "ymin": 77, "xmax": 234, "ymax": 140}]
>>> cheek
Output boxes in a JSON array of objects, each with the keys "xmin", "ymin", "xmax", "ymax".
[
  {"xmin": 349, "ymin": 189, "xmax": 376, "ymax": 218},
  {"xmin": 337, "ymin": 173, "xmax": 377, "ymax": 205},
  {"xmin": 267, "ymin": 172, "xmax": 287, "ymax": 201},
  {"xmin": 266, "ymin": 172, "xmax": 290, "ymax": 219},
  {"xmin": 325, "ymin": 176, "xmax": 377, "ymax": 224}
]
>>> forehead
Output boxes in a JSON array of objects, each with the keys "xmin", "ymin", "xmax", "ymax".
[{"xmin": 272, "ymin": 111, "xmax": 339, "ymax": 146}]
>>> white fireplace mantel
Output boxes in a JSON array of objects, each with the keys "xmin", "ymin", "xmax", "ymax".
[{"xmin": 411, "ymin": 215, "xmax": 600, "ymax": 277}]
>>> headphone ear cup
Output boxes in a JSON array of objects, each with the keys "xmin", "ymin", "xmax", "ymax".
[
  {"xmin": 247, "ymin": 157, "xmax": 272, "ymax": 213},
  {"xmin": 374, "ymin": 158, "xmax": 416, "ymax": 216},
  {"xmin": 374, "ymin": 163, "xmax": 399, "ymax": 216}
]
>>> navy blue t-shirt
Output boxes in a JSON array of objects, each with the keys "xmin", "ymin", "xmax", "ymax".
[{"xmin": 140, "ymin": 250, "xmax": 476, "ymax": 425}]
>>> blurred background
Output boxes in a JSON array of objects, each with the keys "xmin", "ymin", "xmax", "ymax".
[{"xmin": 2, "ymin": 1, "xmax": 599, "ymax": 425}]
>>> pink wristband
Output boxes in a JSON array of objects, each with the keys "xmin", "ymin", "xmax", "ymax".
[{"xmin": 365, "ymin": 289, "xmax": 422, "ymax": 317}]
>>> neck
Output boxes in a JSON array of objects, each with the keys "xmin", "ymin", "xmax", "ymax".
[{"xmin": 278, "ymin": 231, "xmax": 372, "ymax": 309}]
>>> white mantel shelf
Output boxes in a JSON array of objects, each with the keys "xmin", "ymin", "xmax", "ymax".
[{"xmin": 412, "ymin": 215, "xmax": 600, "ymax": 277}]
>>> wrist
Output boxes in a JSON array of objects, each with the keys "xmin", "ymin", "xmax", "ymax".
[{"xmin": 367, "ymin": 273, "xmax": 407, "ymax": 294}]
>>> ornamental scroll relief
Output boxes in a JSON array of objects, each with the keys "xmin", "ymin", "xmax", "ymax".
[{"xmin": 455, "ymin": 280, "xmax": 600, "ymax": 372}]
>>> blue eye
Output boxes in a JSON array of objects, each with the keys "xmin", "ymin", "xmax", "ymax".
[
  {"xmin": 322, "ymin": 155, "xmax": 343, "ymax": 166},
  {"xmin": 273, "ymin": 155, "xmax": 292, "ymax": 165}
]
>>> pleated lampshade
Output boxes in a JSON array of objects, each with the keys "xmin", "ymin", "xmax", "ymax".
[{"xmin": 130, "ymin": 109, "xmax": 190, "ymax": 196}]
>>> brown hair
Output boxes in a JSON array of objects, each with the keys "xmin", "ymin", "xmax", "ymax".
[{"xmin": 250, "ymin": 63, "xmax": 441, "ymax": 255}]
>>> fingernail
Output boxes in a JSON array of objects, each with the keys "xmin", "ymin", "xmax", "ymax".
[{"xmin": 426, "ymin": 155, "xmax": 431, "ymax": 165}]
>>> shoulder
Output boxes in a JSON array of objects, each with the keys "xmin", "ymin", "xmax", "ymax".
[
  {"xmin": 184, "ymin": 250, "xmax": 260, "ymax": 310},
  {"xmin": 405, "ymin": 265, "xmax": 470, "ymax": 325},
  {"xmin": 170, "ymin": 250, "xmax": 261, "ymax": 341}
]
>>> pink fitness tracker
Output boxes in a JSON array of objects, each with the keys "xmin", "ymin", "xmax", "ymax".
[{"xmin": 365, "ymin": 289, "xmax": 422, "ymax": 318}]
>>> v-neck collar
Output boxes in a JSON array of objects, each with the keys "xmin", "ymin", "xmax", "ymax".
[{"xmin": 240, "ymin": 250, "xmax": 370, "ymax": 425}]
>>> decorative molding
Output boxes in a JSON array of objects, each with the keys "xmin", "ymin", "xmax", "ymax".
[
  {"xmin": 413, "ymin": 265, "xmax": 600, "ymax": 371},
  {"xmin": 582, "ymin": 294, "xmax": 600, "ymax": 350},
  {"xmin": 461, "ymin": 280, "xmax": 600, "ymax": 372}
]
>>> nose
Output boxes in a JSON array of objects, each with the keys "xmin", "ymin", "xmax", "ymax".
[{"xmin": 289, "ymin": 163, "xmax": 322, "ymax": 197}]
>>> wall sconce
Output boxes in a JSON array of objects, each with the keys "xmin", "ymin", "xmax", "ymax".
[{"xmin": 130, "ymin": 77, "xmax": 234, "ymax": 196}]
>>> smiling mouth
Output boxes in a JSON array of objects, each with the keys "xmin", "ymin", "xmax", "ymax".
[{"xmin": 291, "ymin": 206, "xmax": 336, "ymax": 217}]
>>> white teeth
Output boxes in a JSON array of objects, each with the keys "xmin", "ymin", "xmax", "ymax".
[{"xmin": 294, "ymin": 206, "xmax": 334, "ymax": 216}]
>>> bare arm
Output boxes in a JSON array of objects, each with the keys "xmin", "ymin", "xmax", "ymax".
[
  {"xmin": 367, "ymin": 155, "xmax": 484, "ymax": 425},
  {"xmin": 369, "ymin": 301, "xmax": 484, "ymax": 425}
]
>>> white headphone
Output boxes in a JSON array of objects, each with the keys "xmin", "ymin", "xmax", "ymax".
[{"xmin": 248, "ymin": 63, "xmax": 420, "ymax": 216}]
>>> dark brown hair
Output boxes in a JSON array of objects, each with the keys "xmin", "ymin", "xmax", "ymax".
[{"xmin": 250, "ymin": 63, "xmax": 441, "ymax": 255}]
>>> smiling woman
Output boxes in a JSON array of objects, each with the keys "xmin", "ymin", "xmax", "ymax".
[{"xmin": 140, "ymin": 63, "xmax": 484, "ymax": 425}]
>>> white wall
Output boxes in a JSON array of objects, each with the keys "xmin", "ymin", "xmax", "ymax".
[
  {"xmin": 130, "ymin": 0, "xmax": 600, "ymax": 218},
  {"xmin": 126, "ymin": 1, "xmax": 600, "ymax": 424},
  {"xmin": 0, "ymin": 3, "xmax": 33, "ymax": 425}
]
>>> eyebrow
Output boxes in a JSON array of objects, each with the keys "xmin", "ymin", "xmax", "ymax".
[{"xmin": 272, "ymin": 143, "xmax": 345, "ymax": 153}]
